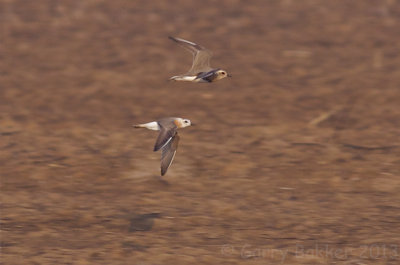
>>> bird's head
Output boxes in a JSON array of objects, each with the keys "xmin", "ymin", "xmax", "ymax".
[
  {"xmin": 175, "ymin": 118, "xmax": 192, "ymax": 128},
  {"xmin": 215, "ymin": 69, "xmax": 231, "ymax": 80}
]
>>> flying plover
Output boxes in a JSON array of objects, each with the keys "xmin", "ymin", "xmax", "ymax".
[
  {"xmin": 134, "ymin": 117, "xmax": 193, "ymax": 176},
  {"xmin": 168, "ymin": 36, "xmax": 231, "ymax": 83}
]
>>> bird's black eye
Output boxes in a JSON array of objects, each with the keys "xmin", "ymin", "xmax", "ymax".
[{"xmin": 185, "ymin": 120, "xmax": 188, "ymax": 123}]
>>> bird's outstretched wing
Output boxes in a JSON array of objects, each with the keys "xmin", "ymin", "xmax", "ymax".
[
  {"xmin": 160, "ymin": 133, "xmax": 180, "ymax": 176},
  {"xmin": 153, "ymin": 124, "xmax": 176, "ymax": 151},
  {"xmin": 169, "ymin": 36, "xmax": 213, "ymax": 75}
]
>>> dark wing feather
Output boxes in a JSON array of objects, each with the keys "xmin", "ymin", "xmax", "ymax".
[
  {"xmin": 154, "ymin": 126, "xmax": 177, "ymax": 151},
  {"xmin": 169, "ymin": 36, "xmax": 204, "ymax": 54},
  {"xmin": 161, "ymin": 133, "xmax": 180, "ymax": 176}
]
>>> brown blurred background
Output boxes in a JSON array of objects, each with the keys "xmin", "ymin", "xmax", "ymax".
[{"xmin": 1, "ymin": 0, "xmax": 400, "ymax": 264}]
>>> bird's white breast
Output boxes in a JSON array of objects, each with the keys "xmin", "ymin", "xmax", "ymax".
[
  {"xmin": 172, "ymin": 76, "xmax": 198, "ymax": 82},
  {"xmin": 143, "ymin": 121, "xmax": 160, "ymax": 131}
]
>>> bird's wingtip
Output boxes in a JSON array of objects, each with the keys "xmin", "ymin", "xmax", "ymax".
[{"xmin": 153, "ymin": 145, "xmax": 160, "ymax": 152}]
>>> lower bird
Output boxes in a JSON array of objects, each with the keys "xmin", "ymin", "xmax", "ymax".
[
  {"xmin": 134, "ymin": 117, "xmax": 193, "ymax": 176},
  {"xmin": 168, "ymin": 36, "xmax": 231, "ymax": 83}
]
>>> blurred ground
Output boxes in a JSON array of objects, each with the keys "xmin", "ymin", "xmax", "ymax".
[{"xmin": 1, "ymin": 0, "xmax": 400, "ymax": 264}]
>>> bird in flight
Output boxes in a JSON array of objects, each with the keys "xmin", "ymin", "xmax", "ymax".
[
  {"xmin": 168, "ymin": 36, "xmax": 231, "ymax": 83},
  {"xmin": 134, "ymin": 117, "xmax": 193, "ymax": 176}
]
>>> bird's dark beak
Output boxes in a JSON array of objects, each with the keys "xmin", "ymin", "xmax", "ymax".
[
  {"xmin": 227, "ymin": 73, "xmax": 232, "ymax": 77},
  {"xmin": 191, "ymin": 123, "xmax": 195, "ymax": 126}
]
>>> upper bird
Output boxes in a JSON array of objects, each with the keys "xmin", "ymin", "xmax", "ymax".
[
  {"xmin": 168, "ymin": 36, "xmax": 231, "ymax": 83},
  {"xmin": 134, "ymin": 117, "xmax": 193, "ymax": 176}
]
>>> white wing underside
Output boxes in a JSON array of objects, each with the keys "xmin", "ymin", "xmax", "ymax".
[
  {"xmin": 169, "ymin": 36, "xmax": 213, "ymax": 75},
  {"xmin": 187, "ymin": 51, "xmax": 213, "ymax": 75}
]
